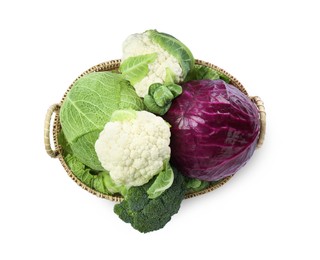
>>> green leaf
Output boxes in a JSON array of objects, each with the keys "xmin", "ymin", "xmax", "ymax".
[
  {"xmin": 144, "ymin": 94, "xmax": 171, "ymax": 116},
  {"xmin": 184, "ymin": 177, "xmax": 214, "ymax": 193},
  {"xmin": 58, "ymin": 130, "xmax": 73, "ymax": 156},
  {"xmin": 143, "ymin": 83, "xmax": 182, "ymax": 115},
  {"xmin": 120, "ymin": 53, "xmax": 158, "ymax": 85},
  {"xmin": 166, "ymin": 84, "xmax": 182, "ymax": 98},
  {"xmin": 147, "ymin": 161, "xmax": 174, "ymax": 199},
  {"xmin": 64, "ymin": 154, "xmax": 127, "ymax": 196},
  {"xmin": 118, "ymin": 80, "xmax": 145, "ymax": 109},
  {"xmin": 148, "ymin": 83, "xmax": 162, "ymax": 96},
  {"xmin": 218, "ymin": 73, "xmax": 231, "ymax": 83},
  {"xmin": 61, "ymin": 72, "xmax": 122, "ymax": 143},
  {"xmin": 185, "ymin": 178, "xmax": 202, "ymax": 190},
  {"xmin": 69, "ymin": 130, "xmax": 104, "ymax": 171},
  {"xmin": 92, "ymin": 173, "xmax": 107, "ymax": 193},
  {"xmin": 153, "ymin": 85, "xmax": 174, "ymax": 107},
  {"xmin": 64, "ymin": 154, "xmax": 94, "ymax": 187},
  {"xmin": 64, "ymin": 153, "xmax": 85, "ymax": 173},
  {"xmin": 100, "ymin": 171, "xmax": 128, "ymax": 195}
]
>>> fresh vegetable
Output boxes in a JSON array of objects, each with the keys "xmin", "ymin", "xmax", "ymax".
[
  {"xmin": 114, "ymin": 167, "xmax": 186, "ymax": 233},
  {"xmin": 143, "ymin": 82, "xmax": 182, "ymax": 115},
  {"xmin": 53, "ymin": 29, "xmax": 263, "ymax": 234},
  {"xmin": 59, "ymin": 72, "xmax": 144, "ymax": 171},
  {"xmin": 95, "ymin": 109, "xmax": 172, "ymax": 191},
  {"xmin": 164, "ymin": 79, "xmax": 260, "ymax": 181},
  {"xmin": 120, "ymin": 29, "xmax": 194, "ymax": 97}
]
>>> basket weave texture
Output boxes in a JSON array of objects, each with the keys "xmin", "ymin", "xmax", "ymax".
[{"xmin": 44, "ymin": 59, "xmax": 266, "ymax": 202}]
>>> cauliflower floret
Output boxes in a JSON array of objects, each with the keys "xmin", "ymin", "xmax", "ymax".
[
  {"xmin": 95, "ymin": 110, "xmax": 171, "ymax": 187},
  {"xmin": 121, "ymin": 31, "xmax": 183, "ymax": 97},
  {"xmin": 122, "ymin": 33, "xmax": 155, "ymax": 58}
]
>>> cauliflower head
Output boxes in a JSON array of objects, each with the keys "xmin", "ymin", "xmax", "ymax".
[
  {"xmin": 95, "ymin": 110, "xmax": 171, "ymax": 187},
  {"xmin": 120, "ymin": 30, "xmax": 194, "ymax": 97}
]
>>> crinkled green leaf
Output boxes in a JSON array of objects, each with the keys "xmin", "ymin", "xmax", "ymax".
[
  {"xmin": 120, "ymin": 53, "xmax": 157, "ymax": 85},
  {"xmin": 70, "ymin": 130, "xmax": 103, "ymax": 171},
  {"xmin": 64, "ymin": 153, "xmax": 94, "ymax": 187},
  {"xmin": 102, "ymin": 173, "xmax": 128, "ymax": 197},
  {"xmin": 57, "ymin": 130, "xmax": 73, "ymax": 156},
  {"xmin": 64, "ymin": 153, "xmax": 127, "ymax": 196}
]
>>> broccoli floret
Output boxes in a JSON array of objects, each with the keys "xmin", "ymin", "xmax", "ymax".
[{"xmin": 114, "ymin": 168, "xmax": 186, "ymax": 233}]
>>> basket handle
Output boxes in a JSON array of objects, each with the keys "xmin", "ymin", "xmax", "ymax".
[
  {"xmin": 44, "ymin": 103, "xmax": 60, "ymax": 158},
  {"xmin": 251, "ymin": 96, "xmax": 266, "ymax": 148}
]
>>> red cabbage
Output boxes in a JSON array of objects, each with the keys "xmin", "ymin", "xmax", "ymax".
[{"xmin": 164, "ymin": 79, "xmax": 260, "ymax": 181}]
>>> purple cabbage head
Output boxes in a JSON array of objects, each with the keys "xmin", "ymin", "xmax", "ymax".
[{"xmin": 164, "ymin": 79, "xmax": 260, "ymax": 181}]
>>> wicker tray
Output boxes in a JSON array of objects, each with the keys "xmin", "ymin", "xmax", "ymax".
[{"xmin": 44, "ymin": 59, "xmax": 266, "ymax": 202}]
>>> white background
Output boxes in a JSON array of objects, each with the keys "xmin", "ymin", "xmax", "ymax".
[{"xmin": 1, "ymin": 0, "xmax": 319, "ymax": 259}]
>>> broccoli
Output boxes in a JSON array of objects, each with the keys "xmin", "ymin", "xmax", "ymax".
[{"xmin": 114, "ymin": 168, "xmax": 186, "ymax": 233}]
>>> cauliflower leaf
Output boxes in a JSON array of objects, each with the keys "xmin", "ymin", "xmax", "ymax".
[
  {"xmin": 120, "ymin": 53, "xmax": 157, "ymax": 85},
  {"xmin": 147, "ymin": 160, "xmax": 174, "ymax": 199}
]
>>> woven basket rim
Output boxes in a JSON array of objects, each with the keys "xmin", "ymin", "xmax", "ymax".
[{"xmin": 52, "ymin": 59, "xmax": 256, "ymax": 202}]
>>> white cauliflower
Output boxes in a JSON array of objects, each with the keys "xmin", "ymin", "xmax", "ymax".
[
  {"xmin": 95, "ymin": 110, "xmax": 171, "ymax": 187},
  {"xmin": 120, "ymin": 29, "xmax": 194, "ymax": 97}
]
